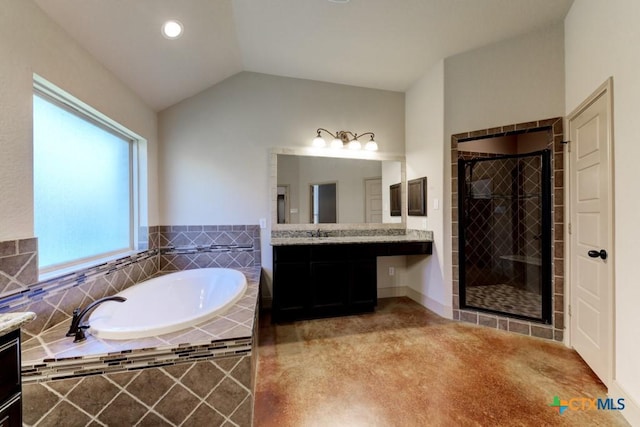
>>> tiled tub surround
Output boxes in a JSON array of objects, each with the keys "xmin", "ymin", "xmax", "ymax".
[
  {"xmin": 21, "ymin": 267, "xmax": 260, "ymax": 427},
  {"xmin": 158, "ymin": 225, "xmax": 261, "ymax": 273},
  {"xmin": 0, "ymin": 224, "xmax": 262, "ymax": 426},
  {"xmin": 3, "ymin": 250, "xmax": 159, "ymax": 339},
  {"xmin": 451, "ymin": 118, "xmax": 564, "ymax": 341},
  {"xmin": 0, "ymin": 225, "xmax": 261, "ymax": 337}
]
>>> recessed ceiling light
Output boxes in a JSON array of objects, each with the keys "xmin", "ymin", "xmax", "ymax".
[
  {"xmin": 328, "ymin": 0, "xmax": 350, "ymax": 3},
  {"xmin": 161, "ymin": 20, "xmax": 183, "ymax": 39}
]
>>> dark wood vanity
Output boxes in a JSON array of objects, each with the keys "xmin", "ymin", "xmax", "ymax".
[
  {"xmin": 0, "ymin": 329, "xmax": 22, "ymax": 427},
  {"xmin": 272, "ymin": 241, "xmax": 432, "ymax": 322}
]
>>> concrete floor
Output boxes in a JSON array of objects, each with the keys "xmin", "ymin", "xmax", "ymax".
[{"xmin": 254, "ymin": 297, "xmax": 629, "ymax": 427}]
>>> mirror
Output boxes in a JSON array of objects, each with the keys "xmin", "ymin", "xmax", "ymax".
[{"xmin": 274, "ymin": 152, "xmax": 404, "ymax": 225}]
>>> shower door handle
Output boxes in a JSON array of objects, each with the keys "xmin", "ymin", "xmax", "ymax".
[{"xmin": 588, "ymin": 249, "xmax": 608, "ymax": 260}]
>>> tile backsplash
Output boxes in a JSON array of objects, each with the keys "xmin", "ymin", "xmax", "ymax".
[{"xmin": 159, "ymin": 225, "xmax": 261, "ymax": 272}]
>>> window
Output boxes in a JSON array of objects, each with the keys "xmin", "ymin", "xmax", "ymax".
[{"xmin": 33, "ymin": 76, "xmax": 144, "ymax": 273}]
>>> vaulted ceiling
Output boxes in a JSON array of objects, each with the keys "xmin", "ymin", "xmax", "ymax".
[{"xmin": 34, "ymin": 0, "xmax": 574, "ymax": 111}]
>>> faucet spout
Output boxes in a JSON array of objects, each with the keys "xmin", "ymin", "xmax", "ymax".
[{"xmin": 66, "ymin": 296, "xmax": 126, "ymax": 342}]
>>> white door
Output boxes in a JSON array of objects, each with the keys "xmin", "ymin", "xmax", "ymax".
[
  {"xmin": 365, "ymin": 178, "xmax": 382, "ymax": 223},
  {"xmin": 567, "ymin": 79, "xmax": 614, "ymax": 386}
]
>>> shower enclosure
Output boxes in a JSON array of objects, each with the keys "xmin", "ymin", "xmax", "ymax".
[{"xmin": 458, "ymin": 150, "xmax": 552, "ymax": 323}]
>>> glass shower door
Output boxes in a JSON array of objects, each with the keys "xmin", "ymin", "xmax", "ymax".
[{"xmin": 458, "ymin": 150, "xmax": 552, "ymax": 323}]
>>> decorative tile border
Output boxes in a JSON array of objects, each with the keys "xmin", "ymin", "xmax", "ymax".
[
  {"xmin": 22, "ymin": 339, "xmax": 251, "ymax": 384},
  {"xmin": 451, "ymin": 117, "xmax": 564, "ymax": 341}
]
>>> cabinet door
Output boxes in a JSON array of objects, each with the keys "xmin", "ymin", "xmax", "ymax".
[
  {"xmin": 272, "ymin": 262, "xmax": 309, "ymax": 322},
  {"xmin": 0, "ymin": 395, "xmax": 21, "ymax": 427},
  {"xmin": 350, "ymin": 259, "xmax": 377, "ymax": 310},
  {"xmin": 0, "ymin": 331, "xmax": 20, "ymax": 404},
  {"xmin": 309, "ymin": 261, "xmax": 349, "ymax": 317}
]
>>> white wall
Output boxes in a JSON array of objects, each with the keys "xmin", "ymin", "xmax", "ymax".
[
  {"xmin": 404, "ymin": 24, "xmax": 565, "ymax": 318},
  {"xmin": 405, "ymin": 60, "xmax": 449, "ymax": 316},
  {"xmin": 158, "ymin": 71, "xmax": 405, "ymax": 294},
  {"xmin": 444, "ymin": 23, "xmax": 565, "ymax": 135},
  {"xmin": 0, "ymin": 0, "xmax": 159, "ymax": 241},
  {"xmin": 565, "ymin": 1, "xmax": 640, "ymax": 422}
]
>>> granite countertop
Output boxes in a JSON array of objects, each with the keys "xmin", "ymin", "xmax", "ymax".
[
  {"xmin": 271, "ymin": 233, "xmax": 433, "ymax": 246},
  {"xmin": 0, "ymin": 311, "xmax": 36, "ymax": 336}
]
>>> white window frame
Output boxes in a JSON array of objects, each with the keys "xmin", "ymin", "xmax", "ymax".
[{"xmin": 33, "ymin": 75, "xmax": 147, "ymax": 279}]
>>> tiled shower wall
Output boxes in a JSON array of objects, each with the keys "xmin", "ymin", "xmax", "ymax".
[
  {"xmin": 461, "ymin": 155, "xmax": 544, "ymax": 289},
  {"xmin": 451, "ymin": 118, "xmax": 564, "ymax": 341}
]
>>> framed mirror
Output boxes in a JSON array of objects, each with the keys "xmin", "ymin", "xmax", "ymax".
[{"xmin": 271, "ymin": 148, "xmax": 406, "ymax": 228}]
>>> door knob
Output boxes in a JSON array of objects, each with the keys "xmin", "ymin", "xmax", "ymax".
[{"xmin": 588, "ymin": 249, "xmax": 608, "ymax": 260}]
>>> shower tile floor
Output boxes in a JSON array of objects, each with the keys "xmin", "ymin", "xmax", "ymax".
[
  {"xmin": 465, "ymin": 283, "xmax": 542, "ymax": 318},
  {"xmin": 254, "ymin": 298, "xmax": 629, "ymax": 427}
]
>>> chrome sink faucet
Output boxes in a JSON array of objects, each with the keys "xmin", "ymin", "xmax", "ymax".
[
  {"xmin": 65, "ymin": 296, "xmax": 126, "ymax": 343},
  {"xmin": 309, "ymin": 229, "xmax": 328, "ymax": 238}
]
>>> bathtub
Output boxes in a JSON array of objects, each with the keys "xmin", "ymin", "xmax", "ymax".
[{"xmin": 89, "ymin": 268, "xmax": 247, "ymax": 340}]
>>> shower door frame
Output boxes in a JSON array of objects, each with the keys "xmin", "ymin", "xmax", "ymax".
[{"xmin": 458, "ymin": 150, "xmax": 553, "ymax": 324}]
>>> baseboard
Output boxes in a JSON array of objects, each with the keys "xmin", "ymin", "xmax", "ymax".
[
  {"xmin": 378, "ymin": 286, "xmax": 408, "ymax": 299},
  {"xmin": 609, "ymin": 380, "xmax": 640, "ymax": 426},
  {"xmin": 406, "ymin": 287, "xmax": 453, "ymax": 319}
]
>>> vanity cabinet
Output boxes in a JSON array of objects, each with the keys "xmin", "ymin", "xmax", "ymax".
[
  {"xmin": 0, "ymin": 330, "xmax": 22, "ymax": 427},
  {"xmin": 272, "ymin": 241, "xmax": 432, "ymax": 323}
]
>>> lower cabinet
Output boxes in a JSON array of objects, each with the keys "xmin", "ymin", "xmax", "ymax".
[
  {"xmin": 0, "ymin": 329, "xmax": 22, "ymax": 427},
  {"xmin": 272, "ymin": 241, "xmax": 432, "ymax": 322}
]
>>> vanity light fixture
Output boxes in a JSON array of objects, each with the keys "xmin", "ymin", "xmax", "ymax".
[
  {"xmin": 312, "ymin": 128, "xmax": 378, "ymax": 151},
  {"xmin": 162, "ymin": 20, "xmax": 183, "ymax": 39}
]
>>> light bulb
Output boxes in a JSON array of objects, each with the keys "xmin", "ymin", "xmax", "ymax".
[
  {"xmin": 348, "ymin": 139, "xmax": 361, "ymax": 150},
  {"xmin": 330, "ymin": 138, "xmax": 344, "ymax": 149},
  {"xmin": 365, "ymin": 138, "xmax": 378, "ymax": 151},
  {"xmin": 162, "ymin": 20, "xmax": 183, "ymax": 39},
  {"xmin": 312, "ymin": 136, "xmax": 326, "ymax": 148}
]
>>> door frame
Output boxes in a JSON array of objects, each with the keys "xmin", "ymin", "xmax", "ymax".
[
  {"xmin": 309, "ymin": 181, "xmax": 339, "ymax": 224},
  {"xmin": 363, "ymin": 176, "xmax": 382, "ymax": 223},
  {"xmin": 565, "ymin": 77, "xmax": 615, "ymax": 386},
  {"xmin": 277, "ymin": 184, "xmax": 290, "ymax": 224}
]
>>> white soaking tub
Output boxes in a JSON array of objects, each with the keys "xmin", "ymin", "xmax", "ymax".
[{"xmin": 89, "ymin": 268, "xmax": 247, "ymax": 340}]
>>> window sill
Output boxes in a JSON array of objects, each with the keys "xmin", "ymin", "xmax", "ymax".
[{"xmin": 38, "ymin": 250, "xmax": 140, "ymax": 283}]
